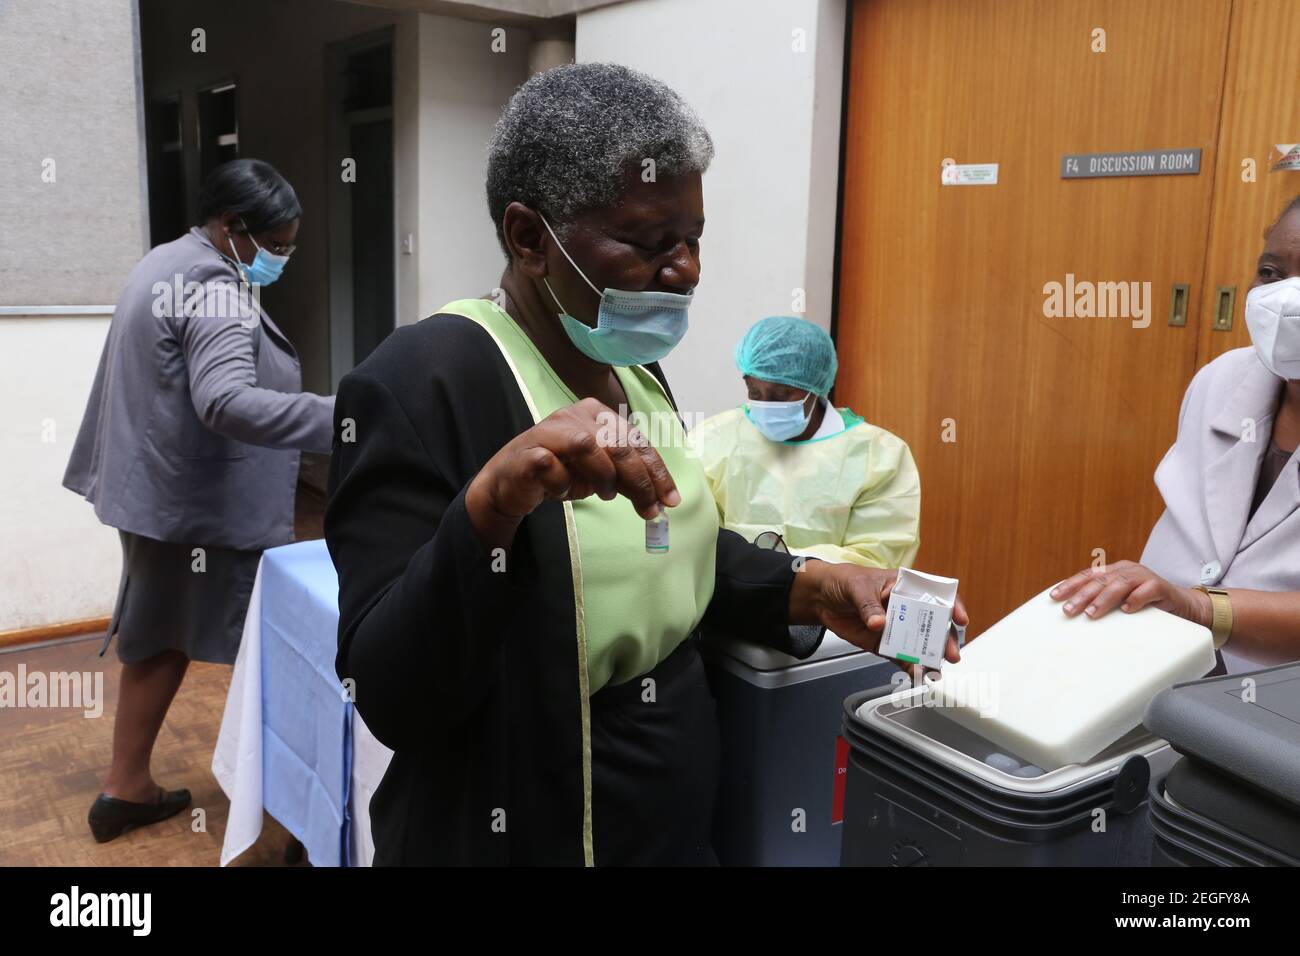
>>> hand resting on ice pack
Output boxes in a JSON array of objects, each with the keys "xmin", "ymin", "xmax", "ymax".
[{"xmin": 1051, "ymin": 560, "xmax": 1300, "ymax": 666}]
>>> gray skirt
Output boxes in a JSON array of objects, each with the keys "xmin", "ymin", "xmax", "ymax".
[{"xmin": 100, "ymin": 530, "xmax": 261, "ymax": 665}]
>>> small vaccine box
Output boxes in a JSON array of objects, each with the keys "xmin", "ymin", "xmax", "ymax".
[{"xmin": 878, "ymin": 568, "xmax": 959, "ymax": 669}]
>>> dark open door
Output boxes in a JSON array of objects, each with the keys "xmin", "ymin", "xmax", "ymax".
[{"xmin": 325, "ymin": 31, "xmax": 396, "ymax": 388}]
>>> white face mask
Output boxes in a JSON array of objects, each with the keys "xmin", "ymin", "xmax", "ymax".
[{"xmin": 1245, "ymin": 277, "xmax": 1300, "ymax": 380}]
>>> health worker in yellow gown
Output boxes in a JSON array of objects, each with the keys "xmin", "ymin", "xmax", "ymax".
[{"xmin": 693, "ymin": 315, "xmax": 921, "ymax": 569}]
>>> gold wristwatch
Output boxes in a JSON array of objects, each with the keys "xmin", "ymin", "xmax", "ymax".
[{"xmin": 1193, "ymin": 586, "xmax": 1233, "ymax": 649}]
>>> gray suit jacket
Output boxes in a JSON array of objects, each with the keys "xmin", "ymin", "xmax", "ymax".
[{"xmin": 64, "ymin": 227, "xmax": 335, "ymax": 551}]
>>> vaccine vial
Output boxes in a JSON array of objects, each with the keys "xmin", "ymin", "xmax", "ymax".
[{"xmin": 645, "ymin": 508, "xmax": 669, "ymax": 554}]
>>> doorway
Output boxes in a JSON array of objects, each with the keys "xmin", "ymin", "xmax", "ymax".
[
  {"xmin": 835, "ymin": 0, "xmax": 1236, "ymax": 632},
  {"xmin": 326, "ymin": 30, "xmax": 396, "ymax": 389}
]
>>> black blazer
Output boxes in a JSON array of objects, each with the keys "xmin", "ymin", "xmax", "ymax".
[{"xmin": 325, "ymin": 311, "xmax": 816, "ymax": 865}]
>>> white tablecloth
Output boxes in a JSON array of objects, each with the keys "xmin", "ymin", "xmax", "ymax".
[{"xmin": 212, "ymin": 543, "xmax": 393, "ymax": 866}]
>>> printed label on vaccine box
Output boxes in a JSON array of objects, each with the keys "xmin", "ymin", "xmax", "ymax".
[{"xmin": 878, "ymin": 568, "xmax": 959, "ymax": 669}]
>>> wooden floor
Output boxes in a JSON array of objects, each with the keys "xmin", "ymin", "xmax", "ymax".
[
  {"xmin": 0, "ymin": 483, "xmax": 327, "ymax": 867},
  {"xmin": 0, "ymin": 637, "xmax": 301, "ymax": 866}
]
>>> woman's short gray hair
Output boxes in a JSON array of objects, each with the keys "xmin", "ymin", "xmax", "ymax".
[{"xmin": 486, "ymin": 62, "xmax": 714, "ymax": 256}]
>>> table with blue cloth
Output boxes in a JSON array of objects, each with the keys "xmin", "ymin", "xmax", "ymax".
[{"xmin": 213, "ymin": 539, "xmax": 392, "ymax": 866}]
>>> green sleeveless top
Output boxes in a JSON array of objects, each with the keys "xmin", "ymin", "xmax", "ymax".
[{"xmin": 442, "ymin": 298, "xmax": 719, "ymax": 693}]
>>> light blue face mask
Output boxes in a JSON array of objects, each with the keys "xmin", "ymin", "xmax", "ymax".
[
  {"xmin": 745, "ymin": 393, "xmax": 816, "ymax": 442},
  {"xmin": 229, "ymin": 222, "xmax": 290, "ymax": 286},
  {"xmin": 539, "ymin": 214, "xmax": 691, "ymax": 367}
]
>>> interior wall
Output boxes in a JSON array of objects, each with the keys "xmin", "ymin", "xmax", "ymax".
[
  {"xmin": 415, "ymin": 11, "xmax": 533, "ymax": 317},
  {"xmin": 0, "ymin": 317, "xmax": 119, "ymax": 630},
  {"xmin": 0, "ymin": 0, "xmax": 148, "ymax": 630},
  {"xmin": 575, "ymin": 0, "xmax": 847, "ymax": 419},
  {"xmin": 0, "ymin": 0, "xmax": 149, "ymax": 303}
]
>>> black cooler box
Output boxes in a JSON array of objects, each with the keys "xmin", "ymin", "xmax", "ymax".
[
  {"xmin": 840, "ymin": 685, "xmax": 1176, "ymax": 866},
  {"xmin": 1143, "ymin": 662, "xmax": 1300, "ymax": 866}
]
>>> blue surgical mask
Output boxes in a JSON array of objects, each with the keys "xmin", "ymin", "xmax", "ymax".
[
  {"xmin": 746, "ymin": 393, "xmax": 816, "ymax": 442},
  {"xmin": 539, "ymin": 214, "xmax": 691, "ymax": 367},
  {"xmin": 229, "ymin": 223, "xmax": 290, "ymax": 286}
]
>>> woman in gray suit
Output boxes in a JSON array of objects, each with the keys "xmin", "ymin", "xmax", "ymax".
[{"xmin": 64, "ymin": 159, "xmax": 334, "ymax": 842}]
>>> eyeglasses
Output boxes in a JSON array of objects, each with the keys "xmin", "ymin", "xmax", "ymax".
[
  {"xmin": 258, "ymin": 237, "xmax": 297, "ymax": 257},
  {"xmin": 238, "ymin": 218, "xmax": 296, "ymax": 257}
]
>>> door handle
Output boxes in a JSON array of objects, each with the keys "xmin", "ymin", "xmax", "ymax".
[
  {"xmin": 1168, "ymin": 283, "xmax": 1189, "ymax": 327},
  {"xmin": 1213, "ymin": 285, "xmax": 1236, "ymax": 331}
]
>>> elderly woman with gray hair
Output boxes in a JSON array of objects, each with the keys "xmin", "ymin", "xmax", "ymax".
[{"xmin": 325, "ymin": 63, "xmax": 965, "ymax": 866}]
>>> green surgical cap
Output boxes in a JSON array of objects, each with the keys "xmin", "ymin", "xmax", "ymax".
[{"xmin": 734, "ymin": 316, "xmax": 838, "ymax": 397}]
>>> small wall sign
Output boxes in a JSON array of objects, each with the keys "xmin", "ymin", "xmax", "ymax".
[
  {"xmin": 941, "ymin": 163, "xmax": 999, "ymax": 185},
  {"xmin": 1061, "ymin": 148, "xmax": 1201, "ymax": 179},
  {"xmin": 1271, "ymin": 144, "xmax": 1300, "ymax": 172}
]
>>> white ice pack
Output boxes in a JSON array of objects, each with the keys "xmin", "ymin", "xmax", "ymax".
[
  {"xmin": 878, "ymin": 568, "xmax": 959, "ymax": 668},
  {"xmin": 927, "ymin": 586, "xmax": 1216, "ymax": 770}
]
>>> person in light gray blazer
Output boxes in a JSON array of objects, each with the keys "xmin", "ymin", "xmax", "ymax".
[
  {"xmin": 1050, "ymin": 195, "xmax": 1300, "ymax": 672},
  {"xmin": 64, "ymin": 159, "xmax": 334, "ymax": 842}
]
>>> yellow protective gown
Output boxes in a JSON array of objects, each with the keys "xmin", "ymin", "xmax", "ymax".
[{"xmin": 692, "ymin": 406, "xmax": 920, "ymax": 568}]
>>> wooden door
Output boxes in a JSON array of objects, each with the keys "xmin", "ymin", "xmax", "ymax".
[
  {"xmin": 836, "ymin": 0, "xmax": 1232, "ymax": 633},
  {"xmin": 1195, "ymin": 0, "xmax": 1300, "ymax": 366}
]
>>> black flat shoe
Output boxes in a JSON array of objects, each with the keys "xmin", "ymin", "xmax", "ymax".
[{"xmin": 88, "ymin": 787, "xmax": 192, "ymax": 843}]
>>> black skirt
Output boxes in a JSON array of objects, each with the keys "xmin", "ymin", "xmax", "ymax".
[
  {"xmin": 589, "ymin": 635, "xmax": 721, "ymax": 866},
  {"xmin": 100, "ymin": 530, "xmax": 261, "ymax": 665}
]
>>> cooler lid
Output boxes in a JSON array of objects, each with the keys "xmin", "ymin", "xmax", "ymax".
[
  {"xmin": 706, "ymin": 627, "xmax": 863, "ymax": 671},
  {"xmin": 1144, "ymin": 662, "xmax": 1300, "ymax": 809},
  {"xmin": 926, "ymin": 587, "xmax": 1215, "ymax": 770}
]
